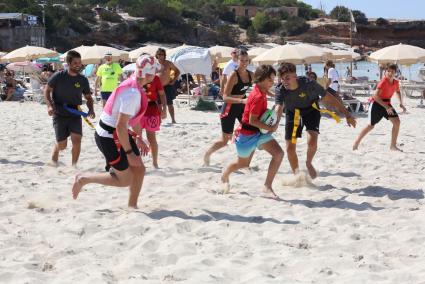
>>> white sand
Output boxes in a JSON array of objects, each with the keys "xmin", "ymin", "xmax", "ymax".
[{"xmin": 0, "ymin": 99, "xmax": 425, "ymax": 283}]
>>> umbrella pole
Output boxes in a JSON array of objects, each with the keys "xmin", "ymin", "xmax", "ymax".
[{"xmin": 187, "ymin": 75, "xmax": 190, "ymax": 106}]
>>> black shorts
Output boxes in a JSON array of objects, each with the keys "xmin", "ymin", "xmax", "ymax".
[
  {"xmin": 220, "ymin": 103, "xmax": 245, "ymax": 134},
  {"xmin": 285, "ymin": 108, "xmax": 321, "ymax": 140},
  {"xmin": 101, "ymin": 91, "xmax": 112, "ymax": 101},
  {"xmin": 94, "ymin": 132, "xmax": 140, "ymax": 172},
  {"xmin": 164, "ymin": 84, "xmax": 177, "ymax": 105},
  {"xmin": 53, "ymin": 116, "xmax": 82, "ymax": 142},
  {"xmin": 369, "ymin": 102, "xmax": 398, "ymax": 126}
]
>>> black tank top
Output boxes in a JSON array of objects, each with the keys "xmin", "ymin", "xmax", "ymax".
[{"xmin": 231, "ymin": 70, "xmax": 252, "ymax": 95}]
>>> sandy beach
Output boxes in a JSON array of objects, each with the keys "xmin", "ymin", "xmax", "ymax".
[{"xmin": 1, "ymin": 98, "xmax": 425, "ymax": 283}]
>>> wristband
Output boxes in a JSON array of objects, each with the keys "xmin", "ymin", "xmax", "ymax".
[{"xmin": 124, "ymin": 149, "xmax": 133, "ymax": 155}]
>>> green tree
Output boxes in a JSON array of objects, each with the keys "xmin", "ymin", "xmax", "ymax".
[
  {"xmin": 236, "ymin": 16, "xmax": 251, "ymax": 29},
  {"xmin": 352, "ymin": 10, "xmax": 368, "ymax": 25},
  {"xmin": 330, "ymin": 5, "xmax": 350, "ymax": 22},
  {"xmin": 252, "ymin": 11, "xmax": 280, "ymax": 33},
  {"xmin": 246, "ymin": 25, "xmax": 258, "ymax": 43}
]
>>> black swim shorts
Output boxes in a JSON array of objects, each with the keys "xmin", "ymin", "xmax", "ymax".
[
  {"xmin": 285, "ymin": 108, "xmax": 321, "ymax": 140},
  {"xmin": 94, "ymin": 132, "xmax": 140, "ymax": 172}
]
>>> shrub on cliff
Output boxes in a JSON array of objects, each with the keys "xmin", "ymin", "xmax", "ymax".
[
  {"xmin": 99, "ymin": 10, "xmax": 122, "ymax": 23},
  {"xmin": 283, "ymin": 16, "xmax": 310, "ymax": 36},
  {"xmin": 376, "ymin": 17, "xmax": 389, "ymax": 26},
  {"xmin": 252, "ymin": 11, "xmax": 281, "ymax": 33},
  {"xmin": 330, "ymin": 5, "xmax": 350, "ymax": 22}
]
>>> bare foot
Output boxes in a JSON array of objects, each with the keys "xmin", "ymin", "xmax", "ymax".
[
  {"xmin": 222, "ymin": 182, "xmax": 230, "ymax": 194},
  {"xmin": 71, "ymin": 173, "xmax": 84, "ymax": 200},
  {"xmin": 203, "ymin": 153, "xmax": 210, "ymax": 166},
  {"xmin": 306, "ymin": 163, "xmax": 317, "ymax": 179},
  {"xmin": 153, "ymin": 162, "xmax": 159, "ymax": 169},
  {"xmin": 221, "ymin": 175, "xmax": 230, "ymax": 194},
  {"xmin": 172, "ymin": 120, "xmax": 177, "ymax": 124},
  {"xmin": 47, "ymin": 160, "xmax": 58, "ymax": 167},
  {"xmin": 390, "ymin": 146, "xmax": 403, "ymax": 152},
  {"xmin": 352, "ymin": 143, "xmax": 359, "ymax": 151},
  {"xmin": 262, "ymin": 186, "xmax": 279, "ymax": 199}
]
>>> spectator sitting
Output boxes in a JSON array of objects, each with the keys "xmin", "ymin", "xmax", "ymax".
[
  {"xmin": 178, "ymin": 73, "xmax": 197, "ymax": 93},
  {"xmin": 2, "ymin": 71, "xmax": 26, "ymax": 101}
]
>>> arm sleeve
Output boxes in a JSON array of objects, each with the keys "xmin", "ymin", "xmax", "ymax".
[
  {"xmin": 82, "ymin": 78, "xmax": 91, "ymax": 95},
  {"xmin": 222, "ymin": 62, "xmax": 234, "ymax": 76},
  {"xmin": 118, "ymin": 89, "xmax": 139, "ymax": 116},
  {"xmin": 377, "ymin": 80, "xmax": 385, "ymax": 90},
  {"xmin": 249, "ymin": 96, "xmax": 264, "ymax": 116},
  {"xmin": 115, "ymin": 64, "xmax": 123, "ymax": 75},
  {"xmin": 311, "ymin": 81, "xmax": 327, "ymax": 98},
  {"xmin": 47, "ymin": 72, "xmax": 59, "ymax": 88},
  {"xmin": 274, "ymin": 84, "xmax": 284, "ymax": 105},
  {"xmin": 96, "ymin": 65, "xmax": 102, "ymax": 77}
]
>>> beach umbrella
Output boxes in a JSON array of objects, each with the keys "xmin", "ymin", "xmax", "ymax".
[
  {"xmin": 0, "ymin": 45, "xmax": 58, "ymax": 63},
  {"xmin": 322, "ymin": 48, "xmax": 361, "ymax": 62},
  {"xmin": 170, "ymin": 46, "xmax": 212, "ymax": 104},
  {"xmin": 208, "ymin": 45, "xmax": 235, "ymax": 63},
  {"xmin": 368, "ymin": 43, "xmax": 425, "ymax": 65},
  {"xmin": 6, "ymin": 62, "xmax": 41, "ymax": 73},
  {"xmin": 252, "ymin": 43, "xmax": 327, "ymax": 65},
  {"xmin": 36, "ymin": 56, "xmax": 62, "ymax": 63},
  {"xmin": 167, "ymin": 44, "xmax": 198, "ymax": 59},
  {"xmin": 62, "ymin": 45, "xmax": 129, "ymax": 64},
  {"xmin": 122, "ymin": 63, "xmax": 136, "ymax": 73},
  {"xmin": 129, "ymin": 45, "xmax": 167, "ymax": 61},
  {"xmin": 248, "ymin": 47, "xmax": 269, "ymax": 59}
]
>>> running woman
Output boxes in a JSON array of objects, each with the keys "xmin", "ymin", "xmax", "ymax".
[
  {"xmin": 353, "ymin": 63, "xmax": 406, "ymax": 151},
  {"xmin": 71, "ymin": 55, "xmax": 159, "ymax": 208},
  {"xmin": 221, "ymin": 65, "xmax": 283, "ymax": 198},
  {"xmin": 140, "ymin": 75, "xmax": 167, "ymax": 168},
  {"xmin": 44, "ymin": 50, "xmax": 94, "ymax": 167},
  {"xmin": 203, "ymin": 50, "xmax": 253, "ymax": 166},
  {"xmin": 275, "ymin": 62, "xmax": 357, "ymax": 179}
]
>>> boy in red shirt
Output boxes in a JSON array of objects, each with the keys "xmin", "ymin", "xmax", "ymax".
[
  {"xmin": 140, "ymin": 75, "xmax": 167, "ymax": 168},
  {"xmin": 221, "ymin": 65, "xmax": 283, "ymax": 198},
  {"xmin": 353, "ymin": 64, "xmax": 407, "ymax": 151}
]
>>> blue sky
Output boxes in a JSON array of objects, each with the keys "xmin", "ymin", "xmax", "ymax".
[{"xmin": 300, "ymin": 0, "xmax": 425, "ymax": 20}]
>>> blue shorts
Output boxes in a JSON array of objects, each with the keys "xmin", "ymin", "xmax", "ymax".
[
  {"xmin": 101, "ymin": 91, "xmax": 112, "ymax": 101},
  {"xmin": 235, "ymin": 132, "xmax": 273, "ymax": 158}
]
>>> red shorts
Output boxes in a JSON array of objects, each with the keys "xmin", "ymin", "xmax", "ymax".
[{"xmin": 140, "ymin": 102, "xmax": 161, "ymax": 132}]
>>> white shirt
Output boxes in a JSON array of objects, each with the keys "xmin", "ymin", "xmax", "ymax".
[
  {"xmin": 222, "ymin": 59, "xmax": 238, "ymax": 76},
  {"xmin": 327, "ymin": 68, "xmax": 339, "ymax": 91},
  {"xmin": 96, "ymin": 87, "xmax": 141, "ymax": 138}
]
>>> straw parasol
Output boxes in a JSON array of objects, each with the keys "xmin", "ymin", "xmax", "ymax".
[
  {"xmin": 252, "ymin": 43, "xmax": 327, "ymax": 65},
  {"xmin": 208, "ymin": 45, "xmax": 235, "ymax": 63},
  {"xmin": 0, "ymin": 45, "xmax": 58, "ymax": 63},
  {"xmin": 322, "ymin": 48, "xmax": 361, "ymax": 62},
  {"xmin": 248, "ymin": 47, "xmax": 269, "ymax": 59},
  {"xmin": 368, "ymin": 43, "xmax": 425, "ymax": 65},
  {"xmin": 62, "ymin": 45, "xmax": 128, "ymax": 64},
  {"xmin": 129, "ymin": 45, "xmax": 168, "ymax": 61}
]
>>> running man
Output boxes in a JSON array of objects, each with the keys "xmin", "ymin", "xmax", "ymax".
[
  {"xmin": 140, "ymin": 74, "xmax": 167, "ymax": 168},
  {"xmin": 353, "ymin": 63, "xmax": 406, "ymax": 151},
  {"xmin": 221, "ymin": 65, "xmax": 283, "ymax": 198},
  {"xmin": 71, "ymin": 55, "xmax": 159, "ymax": 208},
  {"xmin": 204, "ymin": 50, "xmax": 253, "ymax": 166},
  {"xmin": 44, "ymin": 50, "xmax": 94, "ymax": 166},
  {"xmin": 275, "ymin": 62, "xmax": 356, "ymax": 179},
  {"xmin": 94, "ymin": 52, "xmax": 123, "ymax": 107},
  {"xmin": 156, "ymin": 48, "xmax": 180, "ymax": 123}
]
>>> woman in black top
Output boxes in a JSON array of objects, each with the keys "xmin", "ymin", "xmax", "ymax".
[{"xmin": 204, "ymin": 50, "xmax": 253, "ymax": 166}]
